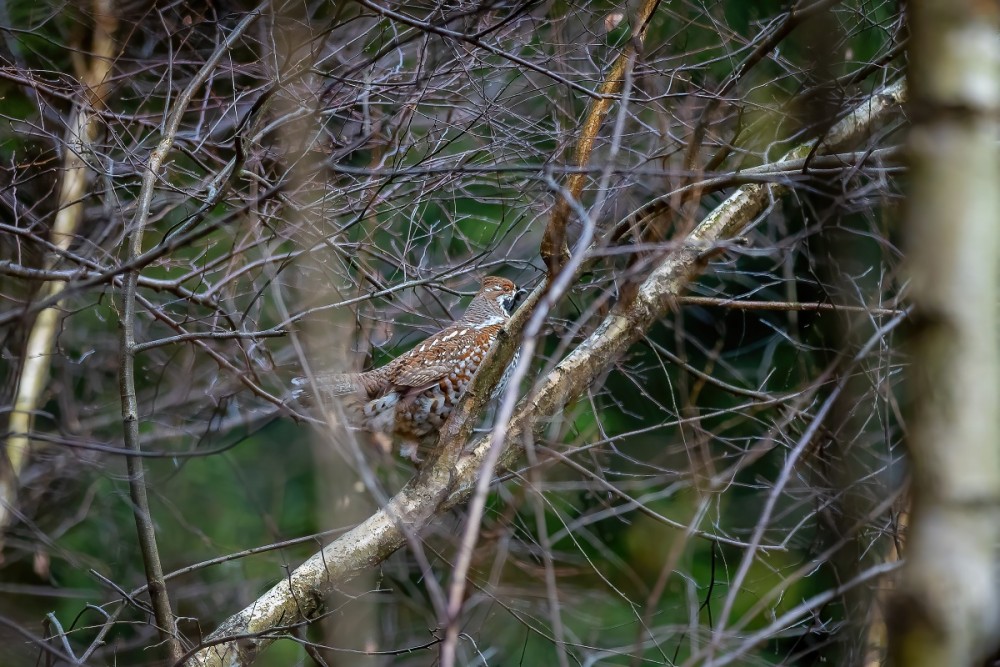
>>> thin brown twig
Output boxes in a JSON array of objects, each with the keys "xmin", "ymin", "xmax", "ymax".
[
  {"xmin": 130, "ymin": 328, "xmax": 286, "ymax": 354},
  {"xmin": 541, "ymin": 0, "xmax": 662, "ymax": 278},
  {"xmin": 702, "ymin": 309, "xmax": 910, "ymax": 662},
  {"xmin": 115, "ymin": 5, "xmax": 268, "ymax": 661},
  {"xmin": 440, "ymin": 65, "xmax": 644, "ymax": 664},
  {"xmin": 676, "ymin": 295, "xmax": 904, "ymax": 316}
]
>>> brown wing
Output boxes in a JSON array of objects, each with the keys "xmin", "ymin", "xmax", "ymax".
[
  {"xmin": 392, "ymin": 365, "xmax": 453, "ymax": 391},
  {"xmin": 386, "ymin": 325, "xmax": 475, "ymax": 390}
]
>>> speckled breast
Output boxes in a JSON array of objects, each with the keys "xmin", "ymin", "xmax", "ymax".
[{"xmin": 393, "ymin": 324, "xmax": 509, "ymax": 439}]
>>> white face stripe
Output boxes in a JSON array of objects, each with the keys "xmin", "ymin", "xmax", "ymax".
[{"xmin": 473, "ymin": 315, "xmax": 505, "ymax": 328}]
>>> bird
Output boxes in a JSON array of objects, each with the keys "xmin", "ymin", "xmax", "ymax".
[{"xmin": 293, "ymin": 276, "xmax": 523, "ymax": 461}]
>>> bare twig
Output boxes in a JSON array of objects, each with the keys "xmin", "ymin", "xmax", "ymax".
[
  {"xmin": 440, "ymin": 54, "xmax": 642, "ymax": 667},
  {"xmin": 706, "ymin": 309, "xmax": 909, "ymax": 661},
  {"xmin": 115, "ymin": 6, "xmax": 268, "ymax": 662},
  {"xmin": 681, "ymin": 0, "xmax": 845, "ymax": 174},
  {"xmin": 675, "ymin": 294, "xmax": 904, "ymax": 316},
  {"xmin": 354, "ymin": 0, "xmax": 609, "ymax": 101}
]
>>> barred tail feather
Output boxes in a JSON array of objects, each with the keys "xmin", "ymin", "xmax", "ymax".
[{"xmin": 291, "ymin": 370, "xmax": 383, "ymax": 403}]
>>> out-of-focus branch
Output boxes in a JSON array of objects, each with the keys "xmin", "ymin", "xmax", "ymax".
[
  {"xmin": 2, "ymin": 0, "xmax": 118, "ymax": 536},
  {"xmin": 888, "ymin": 1, "xmax": 1000, "ymax": 665},
  {"xmin": 188, "ymin": 78, "xmax": 906, "ymax": 667},
  {"xmin": 540, "ymin": 0, "xmax": 661, "ymax": 278},
  {"xmin": 116, "ymin": 6, "xmax": 268, "ymax": 662}
]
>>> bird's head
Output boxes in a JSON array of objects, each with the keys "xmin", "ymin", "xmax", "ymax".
[{"xmin": 478, "ymin": 276, "xmax": 523, "ymax": 317}]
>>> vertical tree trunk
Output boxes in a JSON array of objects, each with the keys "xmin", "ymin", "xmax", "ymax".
[{"xmin": 890, "ymin": 1, "xmax": 1000, "ymax": 665}]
